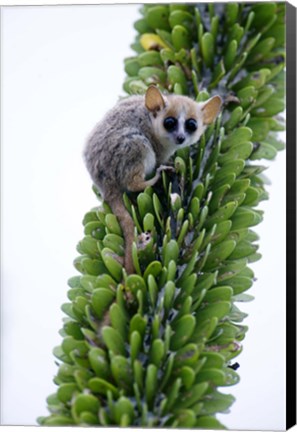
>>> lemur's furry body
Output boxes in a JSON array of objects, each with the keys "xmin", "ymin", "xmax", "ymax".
[{"xmin": 84, "ymin": 86, "xmax": 222, "ymax": 274}]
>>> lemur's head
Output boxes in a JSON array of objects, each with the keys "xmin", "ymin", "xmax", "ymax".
[{"xmin": 145, "ymin": 85, "xmax": 222, "ymax": 152}]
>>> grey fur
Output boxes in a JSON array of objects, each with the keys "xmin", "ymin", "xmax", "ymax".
[
  {"xmin": 84, "ymin": 95, "xmax": 166, "ymax": 199},
  {"xmin": 83, "ymin": 88, "xmax": 222, "ymax": 274}
]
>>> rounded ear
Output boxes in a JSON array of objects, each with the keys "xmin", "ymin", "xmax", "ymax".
[
  {"xmin": 145, "ymin": 85, "xmax": 166, "ymax": 113},
  {"xmin": 201, "ymin": 95, "xmax": 223, "ymax": 125}
]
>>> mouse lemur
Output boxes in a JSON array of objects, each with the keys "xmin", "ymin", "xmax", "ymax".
[{"xmin": 84, "ymin": 85, "xmax": 222, "ymax": 274}]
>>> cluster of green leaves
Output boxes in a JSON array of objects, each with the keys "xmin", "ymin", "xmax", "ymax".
[{"xmin": 38, "ymin": 2, "xmax": 285, "ymax": 429}]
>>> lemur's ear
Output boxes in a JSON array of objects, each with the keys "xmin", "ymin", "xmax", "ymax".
[
  {"xmin": 145, "ymin": 85, "xmax": 166, "ymax": 113},
  {"xmin": 201, "ymin": 95, "xmax": 222, "ymax": 125}
]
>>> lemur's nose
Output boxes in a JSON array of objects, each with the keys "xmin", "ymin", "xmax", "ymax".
[{"xmin": 177, "ymin": 135, "xmax": 185, "ymax": 144}]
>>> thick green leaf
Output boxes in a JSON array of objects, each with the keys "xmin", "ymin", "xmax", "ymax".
[
  {"xmin": 111, "ymin": 356, "xmax": 133, "ymax": 393},
  {"xmin": 200, "ymin": 390, "xmax": 235, "ymax": 415},
  {"xmin": 146, "ymin": 6, "xmax": 170, "ymax": 31},
  {"xmin": 57, "ymin": 383, "xmax": 79, "ymax": 404},
  {"xmin": 204, "ymin": 240, "xmax": 236, "ymax": 271},
  {"xmin": 88, "ymin": 347, "xmax": 109, "ymax": 378},
  {"xmin": 102, "ymin": 326, "xmax": 126, "ymax": 356},
  {"xmin": 195, "ymin": 301, "xmax": 231, "ymax": 327},
  {"xmin": 201, "ymin": 32, "xmax": 215, "ymax": 68},
  {"xmin": 172, "ymin": 25, "xmax": 192, "ymax": 50},
  {"xmin": 91, "ymin": 288, "xmax": 115, "ymax": 319},
  {"xmin": 221, "ymin": 127, "xmax": 253, "ymax": 151},
  {"xmin": 170, "ymin": 315, "xmax": 196, "ymax": 351}
]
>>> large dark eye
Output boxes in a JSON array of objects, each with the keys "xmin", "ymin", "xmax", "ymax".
[
  {"xmin": 185, "ymin": 118, "xmax": 197, "ymax": 133},
  {"xmin": 163, "ymin": 117, "xmax": 177, "ymax": 131}
]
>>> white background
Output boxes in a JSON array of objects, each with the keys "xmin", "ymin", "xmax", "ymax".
[{"xmin": 1, "ymin": 4, "xmax": 286, "ymax": 430}]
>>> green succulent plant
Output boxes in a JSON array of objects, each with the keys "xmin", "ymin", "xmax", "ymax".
[{"xmin": 38, "ymin": 2, "xmax": 285, "ymax": 429}]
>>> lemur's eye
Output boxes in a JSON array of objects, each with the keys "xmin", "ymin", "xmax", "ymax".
[
  {"xmin": 185, "ymin": 118, "xmax": 197, "ymax": 133},
  {"xmin": 164, "ymin": 117, "xmax": 177, "ymax": 131}
]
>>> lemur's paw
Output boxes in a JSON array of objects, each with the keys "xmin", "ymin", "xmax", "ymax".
[{"xmin": 157, "ymin": 164, "xmax": 175, "ymax": 174}]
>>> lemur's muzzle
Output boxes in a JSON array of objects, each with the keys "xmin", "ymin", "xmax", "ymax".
[{"xmin": 176, "ymin": 135, "xmax": 185, "ymax": 145}]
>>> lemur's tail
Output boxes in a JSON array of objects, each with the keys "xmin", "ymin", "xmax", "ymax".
[{"xmin": 105, "ymin": 191, "xmax": 135, "ymax": 275}]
